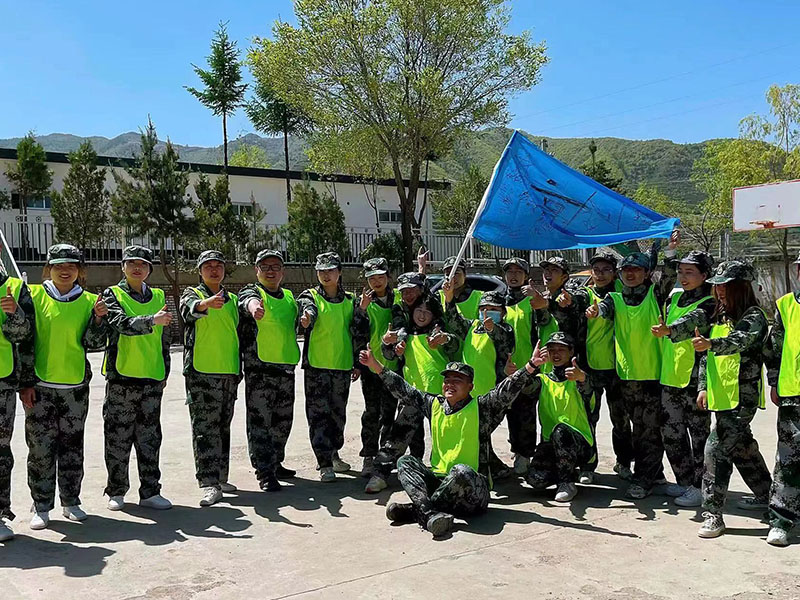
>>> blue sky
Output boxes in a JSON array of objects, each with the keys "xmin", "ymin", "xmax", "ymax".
[{"xmin": 1, "ymin": 0, "xmax": 798, "ymax": 146}]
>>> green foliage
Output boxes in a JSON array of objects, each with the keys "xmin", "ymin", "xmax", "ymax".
[
  {"xmin": 4, "ymin": 132, "xmax": 52, "ymax": 211},
  {"xmin": 358, "ymin": 231, "xmax": 405, "ymax": 274},
  {"xmin": 50, "ymin": 141, "xmax": 111, "ymax": 250},
  {"xmin": 284, "ymin": 181, "xmax": 349, "ymax": 263},
  {"xmin": 229, "ymin": 144, "xmax": 271, "ymax": 168},
  {"xmin": 580, "ymin": 142, "xmax": 623, "ymax": 191},
  {"xmin": 431, "ymin": 165, "xmax": 488, "ymax": 235}
]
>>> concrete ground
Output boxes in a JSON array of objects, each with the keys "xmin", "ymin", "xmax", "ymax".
[{"xmin": 2, "ymin": 350, "xmax": 799, "ymax": 600}]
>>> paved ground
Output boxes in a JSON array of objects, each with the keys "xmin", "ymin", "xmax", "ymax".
[{"xmin": 2, "ymin": 350, "xmax": 799, "ymax": 599}]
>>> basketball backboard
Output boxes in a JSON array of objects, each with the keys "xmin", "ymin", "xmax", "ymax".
[{"xmin": 732, "ymin": 179, "xmax": 800, "ymax": 232}]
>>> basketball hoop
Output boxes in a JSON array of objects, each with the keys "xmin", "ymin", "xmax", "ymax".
[{"xmin": 750, "ymin": 220, "xmax": 778, "ymax": 229}]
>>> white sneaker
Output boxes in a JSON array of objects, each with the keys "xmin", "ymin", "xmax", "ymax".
[
  {"xmin": 578, "ymin": 471, "xmax": 594, "ymax": 484},
  {"xmin": 698, "ymin": 512, "xmax": 725, "ymax": 538},
  {"xmin": 554, "ymin": 482, "xmax": 577, "ymax": 503},
  {"xmin": 674, "ymin": 486, "xmax": 702, "ymax": 507},
  {"xmin": 361, "ymin": 457, "xmax": 374, "ymax": 478},
  {"xmin": 219, "ymin": 482, "xmax": 237, "ymax": 493},
  {"xmin": 30, "ymin": 511, "xmax": 49, "ymax": 530},
  {"xmin": 320, "ymin": 467, "xmax": 336, "ymax": 483},
  {"xmin": 107, "ymin": 496, "xmax": 125, "ymax": 511},
  {"xmin": 364, "ymin": 475, "xmax": 387, "ymax": 493},
  {"xmin": 62, "ymin": 505, "xmax": 88, "ymax": 521},
  {"xmin": 332, "ymin": 454, "xmax": 351, "ymax": 473},
  {"xmin": 767, "ymin": 527, "xmax": 789, "ymax": 547},
  {"xmin": 199, "ymin": 487, "xmax": 222, "ymax": 507},
  {"xmin": 0, "ymin": 519, "xmax": 14, "ymax": 541},
  {"xmin": 513, "ymin": 454, "xmax": 530, "ymax": 475},
  {"xmin": 139, "ymin": 494, "xmax": 172, "ymax": 510}
]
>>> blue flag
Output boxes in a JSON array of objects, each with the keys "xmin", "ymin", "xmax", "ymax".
[{"xmin": 469, "ymin": 131, "xmax": 679, "ymax": 250}]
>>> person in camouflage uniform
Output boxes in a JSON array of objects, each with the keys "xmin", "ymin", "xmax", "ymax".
[
  {"xmin": 180, "ymin": 250, "xmax": 241, "ymax": 506},
  {"xmin": 650, "ymin": 250, "xmax": 716, "ymax": 507},
  {"xmin": 19, "ymin": 245, "xmax": 107, "ymax": 531},
  {"xmin": 764, "ymin": 251, "xmax": 800, "ymax": 546},
  {"xmin": 102, "ymin": 245, "xmax": 173, "ymax": 512},
  {"xmin": 238, "ymin": 249, "xmax": 301, "ymax": 491},
  {"xmin": 297, "ymin": 252, "xmax": 368, "ymax": 482},
  {"xmin": 694, "ymin": 261, "xmax": 772, "ymax": 539},
  {"xmin": 418, "ymin": 251, "xmax": 481, "ymax": 323},
  {"xmin": 586, "ymin": 232, "xmax": 680, "ymax": 498},
  {"xmin": 0, "ymin": 263, "xmax": 34, "ymax": 541},
  {"xmin": 359, "ymin": 346, "xmax": 543, "ymax": 538}
]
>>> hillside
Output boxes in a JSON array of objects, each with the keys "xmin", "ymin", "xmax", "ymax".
[{"xmin": 0, "ymin": 128, "xmax": 711, "ymax": 203}]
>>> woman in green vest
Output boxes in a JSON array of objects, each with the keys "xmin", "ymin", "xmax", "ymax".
[
  {"xmin": 650, "ymin": 250, "xmax": 716, "ymax": 507},
  {"xmin": 436, "ymin": 256, "xmax": 481, "ymax": 321},
  {"xmin": 0, "ymin": 262, "xmax": 34, "ymax": 541},
  {"xmin": 179, "ymin": 250, "xmax": 241, "ymax": 507},
  {"xmin": 692, "ymin": 260, "xmax": 772, "ymax": 539},
  {"xmin": 297, "ymin": 252, "xmax": 368, "ymax": 483},
  {"xmin": 21, "ymin": 244, "xmax": 107, "ymax": 530},
  {"xmin": 102, "ymin": 245, "xmax": 173, "ymax": 512},
  {"xmin": 765, "ymin": 250, "xmax": 800, "ymax": 546}
]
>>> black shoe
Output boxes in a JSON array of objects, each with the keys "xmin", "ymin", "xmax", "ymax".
[
  {"xmin": 385, "ymin": 502, "xmax": 416, "ymax": 523},
  {"xmin": 259, "ymin": 475, "xmax": 282, "ymax": 492},
  {"xmin": 276, "ymin": 465, "xmax": 296, "ymax": 479},
  {"xmin": 426, "ymin": 512, "xmax": 454, "ymax": 537}
]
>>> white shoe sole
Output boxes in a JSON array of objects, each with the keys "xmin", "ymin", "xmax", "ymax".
[
  {"xmin": 30, "ymin": 520, "xmax": 48, "ymax": 531},
  {"xmin": 62, "ymin": 510, "xmax": 88, "ymax": 522},
  {"xmin": 698, "ymin": 527, "xmax": 725, "ymax": 538}
]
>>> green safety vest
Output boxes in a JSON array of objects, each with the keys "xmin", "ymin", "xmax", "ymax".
[
  {"xmin": 430, "ymin": 397, "xmax": 480, "ymax": 476},
  {"xmin": 660, "ymin": 292, "xmax": 712, "ymax": 388},
  {"xmin": 706, "ymin": 318, "xmax": 766, "ymax": 411},
  {"xmin": 777, "ymin": 293, "xmax": 800, "ymax": 397},
  {"xmin": 537, "ymin": 315, "xmax": 559, "ymax": 374},
  {"xmin": 192, "ymin": 288, "xmax": 240, "ymax": 375},
  {"xmin": 307, "ymin": 289, "xmax": 354, "ymax": 371},
  {"xmin": 111, "ymin": 286, "xmax": 166, "ymax": 381},
  {"xmin": 255, "ymin": 287, "xmax": 300, "ymax": 366},
  {"xmin": 463, "ymin": 321, "xmax": 497, "ymax": 396},
  {"xmin": 537, "ymin": 374, "xmax": 594, "ymax": 446},
  {"xmin": 440, "ymin": 288, "xmax": 482, "ymax": 321},
  {"xmin": 30, "ymin": 285, "xmax": 96, "ymax": 385},
  {"xmin": 585, "ymin": 286, "xmax": 616, "ymax": 371},
  {"xmin": 403, "ymin": 334, "xmax": 449, "ymax": 394},
  {"xmin": 610, "ymin": 285, "xmax": 662, "ymax": 381},
  {"xmin": 0, "ymin": 278, "xmax": 23, "ymax": 379},
  {"xmin": 366, "ymin": 290, "xmax": 400, "ymax": 370},
  {"xmin": 506, "ymin": 297, "xmax": 533, "ymax": 370}
]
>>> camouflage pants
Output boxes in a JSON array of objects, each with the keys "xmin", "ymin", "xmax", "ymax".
[
  {"xmin": 529, "ymin": 424, "xmax": 591, "ymax": 485},
  {"xmin": 359, "ymin": 368, "xmax": 398, "ymax": 457},
  {"xmin": 396, "ymin": 455, "xmax": 489, "ymax": 523},
  {"xmin": 593, "ymin": 372, "xmax": 633, "ymax": 468},
  {"xmin": 702, "ymin": 383, "xmax": 772, "ymax": 514},
  {"xmin": 769, "ymin": 404, "xmax": 800, "ymax": 531},
  {"xmin": 186, "ymin": 374, "xmax": 237, "ymax": 488},
  {"xmin": 619, "ymin": 379, "xmax": 664, "ymax": 488},
  {"xmin": 0, "ymin": 388, "xmax": 16, "ymax": 519},
  {"xmin": 103, "ymin": 380, "xmax": 164, "ymax": 499},
  {"xmin": 661, "ymin": 383, "xmax": 710, "ymax": 488},
  {"xmin": 245, "ymin": 368, "xmax": 295, "ymax": 482},
  {"xmin": 25, "ymin": 386, "xmax": 89, "ymax": 512},
  {"xmin": 304, "ymin": 367, "xmax": 351, "ymax": 469},
  {"xmin": 373, "ymin": 402, "xmax": 426, "ymax": 479},
  {"xmin": 506, "ymin": 386, "xmax": 538, "ymax": 458}
]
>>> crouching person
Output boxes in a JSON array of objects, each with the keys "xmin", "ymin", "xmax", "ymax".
[
  {"xmin": 526, "ymin": 332, "xmax": 594, "ymax": 504},
  {"xmin": 358, "ymin": 345, "xmax": 543, "ymax": 538}
]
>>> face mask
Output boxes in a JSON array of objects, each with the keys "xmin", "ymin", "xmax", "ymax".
[{"xmin": 484, "ymin": 310, "xmax": 502, "ymax": 324}]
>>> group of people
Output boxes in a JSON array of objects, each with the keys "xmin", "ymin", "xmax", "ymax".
[{"xmin": 0, "ymin": 234, "xmax": 797, "ymax": 546}]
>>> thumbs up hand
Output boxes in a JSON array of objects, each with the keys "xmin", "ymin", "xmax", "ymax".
[
  {"xmin": 395, "ymin": 339, "xmax": 407, "ymax": 356},
  {"xmin": 93, "ymin": 295, "xmax": 108, "ymax": 321},
  {"xmin": 202, "ymin": 289, "xmax": 225, "ymax": 311},
  {"xmin": 248, "ymin": 298, "xmax": 265, "ymax": 320},
  {"xmin": 565, "ymin": 357, "xmax": 587, "ymax": 382},
  {"xmin": 300, "ymin": 309, "xmax": 313, "ymax": 329},
  {"xmin": 651, "ymin": 315, "xmax": 670, "ymax": 338},
  {"xmin": 153, "ymin": 306, "xmax": 172, "ymax": 326},
  {"xmin": 692, "ymin": 327, "xmax": 711, "ymax": 351},
  {"xmin": 504, "ymin": 356, "xmax": 518, "ymax": 376},
  {"xmin": 427, "ymin": 324, "xmax": 447, "ymax": 349},
  {"xmin": 529, "ymin": 287, "xmax": 547, "ymax": 310},
  {"xmin": 0, "ymin": 289, "xmax": 17, "ymax": 315},
  {"xmin": 585, "ymin": 298, "xmax": 599, "ymax": 319},
  {"xmin": 556, "ymin": 289, "xmax": 573, "ymax": 307}
]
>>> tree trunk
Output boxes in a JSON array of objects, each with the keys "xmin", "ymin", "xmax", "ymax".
[
  {"xmin": 158, "ymin": 239, "xmax": 183, "ymax": 330},
  {"xmin": 222, "ymin": 114, "xmax": 228, "ymax": 172},
  {"xmin": 283, "ymin": 115, "xmax": 291, "ymax": 204},
  {"xmin": 390, "ymin": 159, "xmax": 415, "ymax": 271}
]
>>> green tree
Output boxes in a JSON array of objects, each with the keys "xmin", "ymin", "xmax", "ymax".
[
  {"xmin": 229, "ymin": 143, "xmax": 271, "ymax": 168},
  {"xmin": 186, "ymin": 21, "xmax": 248, "ymax": 171},
  {"xmin": 359, "ymin": 231, "xmax": 406, "ymax": 273},
  {"xmin": 284, "ymin": 181, "xmax": 349, "ymax": 263},
  {"xmin": 50, "ymin": 141, "xmax": 111, "ymax": 252},
  {"xmin": 580, "ymin": 140, "xmax": 622, "ymax": 192},
  {"xmin": 5, "ymin": 132, "xmax": 51, "ymax": 214},
  {"xmin": 250, "ymin": 0, "xmax": 548, "ymax": 270},
  {"xmin": 431, "ymin": 165, "xmax": 488, "ymax": 236},
  {"xmin": 111, "ymin": 119, "xmax": 197, "ymax": 325}
]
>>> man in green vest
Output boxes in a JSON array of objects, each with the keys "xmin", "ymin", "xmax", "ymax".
[
  {"xmin": 527, "ymin": 332, "xmax": 594, "ymax": 503},
  {"xmin": 765, "ymin": 250, "xmax": 800, "ymax": 546},
  {"xmin": 180, "ymin": 250, "xmax": 242, "ymax": 506},
  {"xmin": 238, "ymin": 249, "xmax": 301, "ymax": 491},
  {"xmin": 359, "ymin": 343, "xmax": 544, "ymax": 538},
  {"xmin": 0, "ymin": 264, "xmax": 34, "ymax": 541},
  {"xmin": 102, "ymin": 245, "xmax": 173, "ymax": 511}
]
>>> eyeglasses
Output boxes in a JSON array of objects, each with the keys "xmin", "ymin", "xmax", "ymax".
[
  {"xmin": 257, "ymin": 264, "xmax": 283, "ymax": 272},
  {"xmin": 592, "ymin": 267, "xmax": 615, "ymax": 275}
]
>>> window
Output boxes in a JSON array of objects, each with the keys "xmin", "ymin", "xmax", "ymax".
[
  {"xmin": 379, "ymin": 210, "xmax": 402, "ymax": 223},
  {"xmin": 11, "ymin": 193, "xmax": 52, "ymax": 209},
  {"xmin": 233, "ymin": 203, "xmax": 255, "ymax": 217}
]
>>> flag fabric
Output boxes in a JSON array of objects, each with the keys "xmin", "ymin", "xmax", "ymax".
[{"xmin": 469, "ymin": 131, "xmax": 680, "ymax": 250}]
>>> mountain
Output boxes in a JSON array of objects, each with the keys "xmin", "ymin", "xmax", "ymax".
[{"xmin": 0, "ymin": 128, "xmax": 713, "ymax": 203}]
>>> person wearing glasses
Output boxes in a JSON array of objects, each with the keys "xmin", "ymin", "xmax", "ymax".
[{"xmin": 238, "ymin": 250, "xmax": 300, "ymax": 492}]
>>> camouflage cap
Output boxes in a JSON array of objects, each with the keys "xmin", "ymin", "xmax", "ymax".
[
  {"xmin": 502, "ymin": 257, "xmax": 530, "ymax": 273},
  {"xmin": 440, "ymin": 361, "xmax": 475, "ymax": 381},
  {"xmin": 396, "ymin": 271, "xmax": 425, "ymax": 290},
  {"xmin": 539, "ymin": 256, "xmax": 570, "ymax": 274},
  {"xmin": 619, "ymin": 252, "xmax": 651, "ymax": 270},
  {"xmin": 47, "ymin": 243, "xmax": 82, "ymax": 265},
  {"xmin": 545, "ymin": 331, "xmax": 575, "ymax": 347},
  {"xmin": 679, "ymin": 250, "xmax": 715, "ymax": 274},
  {"xmin": 442, "ymin": 256, "xmax": 467, "ymax": 273},
  {"xmin": 315, "ymin": 252, "xmax": 341, "ymax": 271},
  {"xmin": 363, "ymin": 257, "xmax": 389, "ymax": 278},
  {"xmin": 255, "ymin": 249, "xmax": 284, "ymax": 264},
  {"xmin": 196, "ymin": 249, "xmax": 225, "ymax": 269},
  {"xmin": 479, "ymin": 290, "xmax": 506, "ymax": 308},
  {"xmin": 707, "ymin": 260, "xmax": 756, "ymax": 284},
  {"xmin": 794, "ymin": 250, "xmax": 800, "ymax": 265},
  {"xmin": 122, "ymin": 245, "xmax": 154, "ymax": 264},
  {"xmin": 589, "ymin": 251, "xmax": 618, "ymax": 268}
]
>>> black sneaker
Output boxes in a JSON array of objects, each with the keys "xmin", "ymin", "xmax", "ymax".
[
  {"xmin": 426, "ymin": 512, "xmax": 454, "ymax": 537},
  {"xmin": 259, "ymin": 475, "xmax": 282, "ymax": 492},
  {"xmin": 385, "ymin": 502, "xmax": 416, "ymax": 523},
  {"xmin": 276, "ymin": 465, "xmax": 296, "ymax": 479}
]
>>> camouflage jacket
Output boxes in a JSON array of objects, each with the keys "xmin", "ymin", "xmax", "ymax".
[
  {"xmin": 534, "ymin": 282, "xmax": 586, "ymax": 353},
  {"xmin": 380, "ymin": 318, "xmax": 459, "ymax": 364},
  {"xmin": 2, "ymin": 275, "xmax": 34, "ymax": 390},
  {"xmin": 765, "ymin": 290, "xmax": 800, "ymax": 404},
  {"xmin": 596, "ymin": 255, "xmax": 678, "ymax": 320},
  {"xmin": 524, "ymin": 364, "xmax": 595, "ymax": 415}
]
